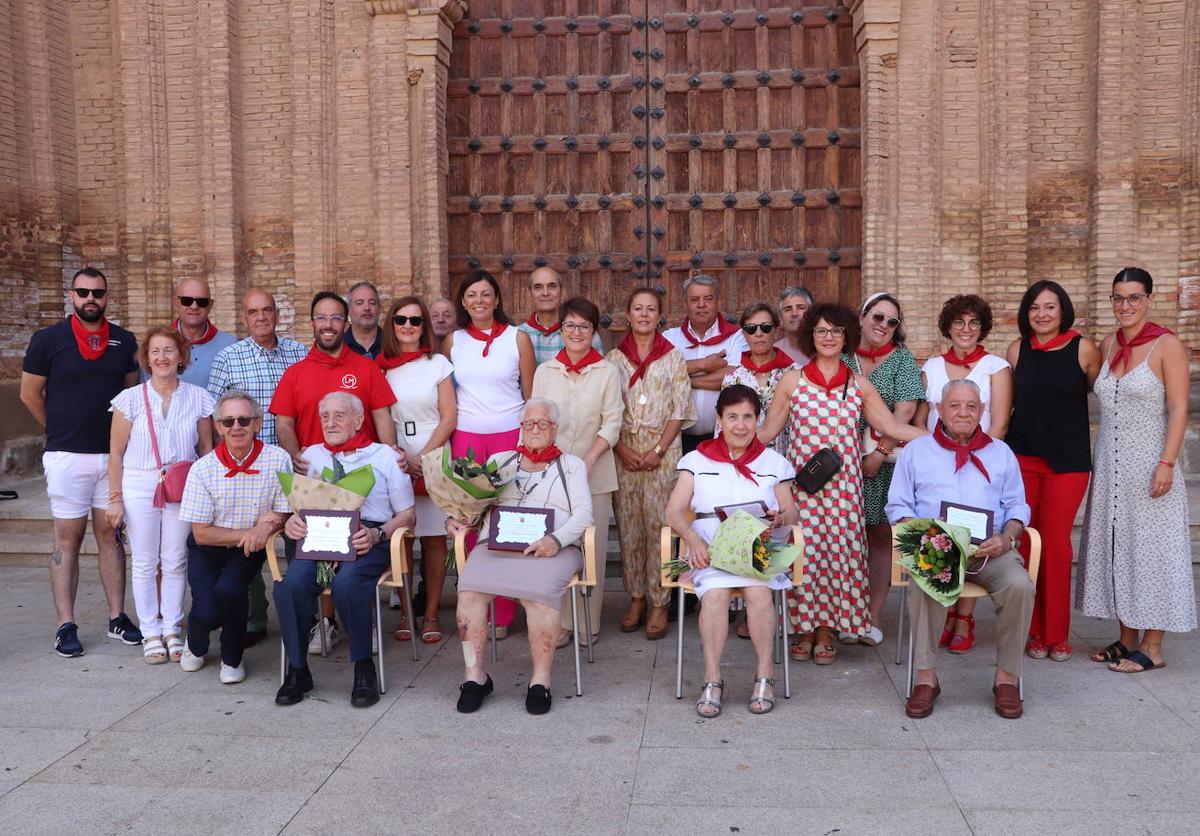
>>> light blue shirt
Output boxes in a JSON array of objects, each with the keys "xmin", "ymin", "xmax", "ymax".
[
  {"xmin": 885, "ymin": 432, "xmax": 1030, "ymax": 532},
  {"xmin": 182, "ymin": 329, "xmax": 237, "ymax": 389}
]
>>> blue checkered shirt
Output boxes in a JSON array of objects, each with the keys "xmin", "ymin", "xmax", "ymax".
[
  {"xmin": 517, "ymin": 322, "xmax": 602, "ymax": 365},
  {"xmin": 206, "ymin": 336, "xmax": 308, "ymax": 444},
  {"xmin": 179, "ymin": 444, "xmax": 294, "ymax": 530}
]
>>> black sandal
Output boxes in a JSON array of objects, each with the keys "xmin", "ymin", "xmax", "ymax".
[
  {"xmin": 1090, "ymin": 641, "xmax": 1130, "ymax": 663},
  {"xmin": 526, "ymin": 683, "xmax": 552, "ymax": 715},
  {"xmin": 1109, "ymin": 650, "xmax": 1166, "ymax": 673}
]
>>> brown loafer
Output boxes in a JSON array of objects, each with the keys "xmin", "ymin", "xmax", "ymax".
[
  {"xmin": 905, "ymin": 683, "xmax": 941, "ymax": 718},
  {"xmin": 992, "ymin": 683, "xmax": 1023, "ymax": 719}
]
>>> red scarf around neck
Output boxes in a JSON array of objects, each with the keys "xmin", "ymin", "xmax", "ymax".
[
  {"xmin": 740, "ymin": 348, "xmax": 794, "ymax": 374},
  {"xmin": 524, "ymin": 312, "xmax": 560, "ymax": 336},
  {"xmin": 215, "ymin": 439, "xmax": 264, "ymax": 477},
  {"xmin": 681, "ymin": 316, "xmax": 739, "ymax": 347},
  {"xmin": 802, "ymin": 359, "xmax": 851, "ymax": 393},
  {"xmin": 557, "ymin": 347, "xmax": 603, "ymax": 374},
  {"xmin": 324, "ymin": 427, "xmax": 374, "ymax": 455},
  {"xmin": 1029, "ymin": 330, "xmax": 1081, "ymax": 352},
  {"xmin": 943, "ymin": 345, "xmax": 987, "ymax": 367},
  {"xmin": 517, "ymin": 443, "xmax": 562, "ymax": 463},
  {"xmin": 466, "ymin": 321, "xmax": 509, "ymax": 357},
  {"xmin": 306, "ymin": 343, "xmax": 348, "ymax": 368},
  {"xmin": 696, "ymin": 434, "xmax": 768, "ymax": 485},
  {"xmin": 175, "ymin": 318, "xmax": 218, "ymax": 346},
  {"xmin": 70, "ymin": 315, "xmax": 110, "ymax": 361},
  {"xmin": 855, "ymin": 342, "xmax": 896, "ymax": 362},
  {"xmin": 933, "ymin": 421, "xmax": 993, "ymax": 482},
  {"xmin": 1110, "ymin": 322, "xmax": 1173, "ymax": 372},
  {"xmin": 376, "ymin": 347, "xmax": 431, "ymax": 370},
  {"xmin": 617, "ymin": 332, "xmax": 674, "ymax": 386}
]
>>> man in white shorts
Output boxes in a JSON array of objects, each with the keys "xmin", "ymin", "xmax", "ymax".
[{"xmin": 20, "ymin": 267, "xmax": 143, "ymax": 657}]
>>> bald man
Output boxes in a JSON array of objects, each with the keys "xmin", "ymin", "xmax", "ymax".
[
  {"xmin": 517, "ymin": 267, "xmax": 601, "ymax": 364},
  {"xmin": 174, "ymin": 278, "xmax": 237, "ymax": 387}
]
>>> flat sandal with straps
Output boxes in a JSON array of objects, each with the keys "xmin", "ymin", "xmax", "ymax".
[
  {"xmin": 696, "ymin": 680, "xmax": 724, "ymax": 718},
  {"xmin": 748, "ymin": 677, "xmax": 775, "ymax": 714}
]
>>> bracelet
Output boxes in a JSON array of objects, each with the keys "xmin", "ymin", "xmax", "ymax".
[
  {"xmin": 1159, "ymin": 460, "xmax": 1175, "ymax": 468},
  {"xmin": 653, "ymin": 445, "xmax": 664, "ymax": 457},
  {"xmin": 876, "ymin": 447, "xmax": 894, "ymax": 457}
]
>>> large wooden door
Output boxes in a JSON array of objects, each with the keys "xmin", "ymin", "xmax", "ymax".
[{"xmin": 447, "ymin": 1, "xmax": 860, "ymax": 327}]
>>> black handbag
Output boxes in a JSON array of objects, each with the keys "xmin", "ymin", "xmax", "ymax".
[{"xmin": 795, "ymin": 371, "xmax": 850, "ymax": 493}]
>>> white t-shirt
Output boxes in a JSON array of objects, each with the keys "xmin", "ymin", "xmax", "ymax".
[
  {"xmin": 663, "ymin": 320, "xmax": 749, "ymax": 436},
  {"xmin": 450, "ymin": 325, "xmax": 524, "ymax": 434},
  {"xmin": 921, "ymin": 353, "xmax": 1010, "ymax": 433}
]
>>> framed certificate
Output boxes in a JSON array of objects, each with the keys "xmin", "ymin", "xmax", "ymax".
[
  {"xmin": 715, "ymin": 501, "xmax": 770, "ymax": 521},
  {"xmin": 488, "ymin": 505, "xmax": 553, "ymax": 552},
  {"xmin": 939, "ymin": 501, "xmax": 994, "ymax": 545},
  {"xmin": 297, "ymin": 510, "xmax": 360, "ymax": 562}
]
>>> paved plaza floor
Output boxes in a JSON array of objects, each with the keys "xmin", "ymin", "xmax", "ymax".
[{"xmin": 1, "ymin": 565, "xmax": 1198, "ymax": 835}]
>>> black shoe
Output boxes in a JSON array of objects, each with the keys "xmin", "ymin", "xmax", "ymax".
[
  {"xmin": 54, "ymin": 622, "xmax": 84, "ymax": 657},
  {"xmin": 413, "ymin": 580, "xmax": 427, "ymax": 615},
  {"xmin": 275, "ymin": 665, "xmax": 314, "ymax": 706},
  {"xmin": 244, "ymin": 628, "xmax": 267, "ymax": 648},
  {"xmin": 351, "ymin": 660, "xmax": 380, "ymax": 708},
  {"xmin": 107, "ymin": 612, "xmax": 142, "ymax": 645},
  {"xmin": 456, "ymin": 675, "xmax": 494, "ymax": 713},
  {"xmin": 526, "ymin": 683, "xmax": 552, "ymax": 715}
]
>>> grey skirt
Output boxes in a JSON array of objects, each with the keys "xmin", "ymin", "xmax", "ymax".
[{"xmin": 457, "ymin": 541, "xmax": 584, "ymax": 610}]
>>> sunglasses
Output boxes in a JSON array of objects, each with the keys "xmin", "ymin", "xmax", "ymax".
[
  {"xmin": 73, "ymin": 287, "xmax": 107, "ymax": 299},
  {"xmin": 178, "ymin": 296, "xmax": 212, "ymax": 308},
  {"xmin": 392, "ymin": 315, "xmax": 424, "ymax": 326},
  {"xmin": 218, "ymin": 416, "xmax": 256, "ymax": 428},
  {"xmin": 742, "ymin": 322, "xmax": 776, "ymax": 335},
  {"xmin": 869, "ymin": 312, "xmax": 901, "ymax": 328}
]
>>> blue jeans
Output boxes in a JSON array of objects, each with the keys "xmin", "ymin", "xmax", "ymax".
[{"xmin": 185, "ymin": 537, "xmax": 265, "ymax": 666}]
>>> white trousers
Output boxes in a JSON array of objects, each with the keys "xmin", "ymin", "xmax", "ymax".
[{"xmin": 123, "ymin": 468, "xmax": 191, "ymax": 637}]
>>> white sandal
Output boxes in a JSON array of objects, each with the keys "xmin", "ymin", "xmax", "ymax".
[
  {"xmin": 164, "ymin": 634, "xmax": 185, "ymax": 662},
  {"xmin": 142, "ymin": 637, "xmax": 168, "ymax": 665},
  {"xmin": 695, "ymin": 680, "xmax": 724, "ymax": 718},
  {"xmin": 749, "ymin": 677, "xmax": 775, "ymax": 714}
]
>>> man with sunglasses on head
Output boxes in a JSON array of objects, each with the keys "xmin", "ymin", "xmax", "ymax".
[
  {"xmin": 20, "ymin": 267, "xmax": 143, "ymax": 657},
  {"xmin": 173, "ymin": 278, "xmax": 236, "ymax": 388}
]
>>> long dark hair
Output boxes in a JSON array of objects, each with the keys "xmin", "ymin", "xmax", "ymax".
[
  {"xmin": 454, "ymin": 270, "xmax": 511, "ymax": 328},
  {"xmin": 381, "ymin": 296, "xmax": 434, "ymax": 356},
  {"xmin": 1017, "ymin": 280, "xmax": 1076, "ymax": 339}
]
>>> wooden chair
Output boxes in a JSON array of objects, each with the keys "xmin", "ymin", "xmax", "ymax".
[
  {"xmin": 266, "ymin": 527, "xmax": 417, "ymax": 695},
  {"xmin": 891, "ymin": 525, "xmax": 1042, "ymax": 699},
  {"xmin": 453, "ymin": 524, "xmax": 599, "ymax": 696},
  {"xmin": 659, "ymin": 522, "xmax": 807, "ymax": 700}
]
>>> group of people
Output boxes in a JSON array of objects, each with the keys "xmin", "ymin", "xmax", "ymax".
[{"xmin": 19, "ymin": 264, "xmax": 1194, "ymax": 719}]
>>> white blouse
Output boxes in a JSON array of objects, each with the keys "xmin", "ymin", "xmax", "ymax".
[
  {"xmin": 921, "ymin": 353, "xmax": 1010, "ymax": 433},
  {"xmin": 387, "ymin": 354, "xmax": 454, "ymax": 457},
  {"xmin": 110, "ymin": 382, "xmax": 215, "ymax": 469},
  {"xmin": 678, "ymin": 447, "xmax": 794, "ymax": 543}
]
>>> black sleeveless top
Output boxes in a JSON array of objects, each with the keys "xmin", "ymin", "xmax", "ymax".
[{"xmin": 1006, "ymin": 335, "xmax": 1091, "ymax": 472}]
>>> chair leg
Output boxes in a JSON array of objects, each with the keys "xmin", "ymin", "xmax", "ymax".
[
  {"xmin": 402, "ymin": 582, "xmax": 419, "ymax": 662},
  {"xmin": 489, "ymin": 599, "xmax": 497, "ymax": 663},
  {"xmin": 1019, "ymin": 676, "xmax": 1024, "ymax": 701},
  {"xmin": 773, "ymin": 592, "xmax": 782, "ymax": 665},
  {"xmin": 376, "ymin": 592, "xmax": 386, "ymax": 695},
  {"xmin": 318, "ymin": 600, "xmax": 328, "ymax": 658},
  {"xmin": 905, "ymin": 619, "xmax": 916, "ymax": 699},
  {"xmin": 279, "ymin": 636, "xmax": 286, "ymax": 686},
  {"xmin": 582, "ymin": 587, "xmax": 595, "ymax": 664},
  {"xmin": 781, "ymin": 591, "xmax": 792, "ymax": 700},
  {"xmin": 894, "ymin": 584, "xmax": 907, "ymax": 666},
  {"xmin": 674, "ymin": 589, "xmax": 685, "ymax": 700},
  {"xmin": 570, "ymin": 589, "xmax": 583, "ymax": 697}
]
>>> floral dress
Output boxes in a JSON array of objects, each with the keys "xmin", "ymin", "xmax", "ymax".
[
  {"xmin": 783, "ymin": 374, "xmax": 871, "ymax": 636},
  {"xmin": 721, "ymin": 364, "xmax": 797, "ymax": 455}
]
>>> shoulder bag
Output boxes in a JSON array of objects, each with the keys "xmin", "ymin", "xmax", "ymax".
[
  {"xmin": 142, "ymin": 383, "xmax": 191, "ymax": 508},
  {"xmin": 795, "ymin": 374, "xmax": 849, "ymax": 493}
]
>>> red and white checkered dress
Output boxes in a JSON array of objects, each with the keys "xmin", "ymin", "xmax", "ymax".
[{"xmin": 784, "ymin": 375, "xmax": 871, "ymax": 636}]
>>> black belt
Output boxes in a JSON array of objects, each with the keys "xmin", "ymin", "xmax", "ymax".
[{"xmin": 694, "ymin": 512, "xmax": 719, "ymax": 520}]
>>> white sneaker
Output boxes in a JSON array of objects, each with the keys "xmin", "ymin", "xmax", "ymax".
[
  {"xmin": 179, "ymin": 647, "xmax": 205, "ymax": 672},
  {"xmin": 838, "ymin": 631, "xmax": 860, "ymax": 645},
  {"xmin": 220, "ymin": 662, "xmax": 246, "ymax": 684},
  {"xmin": 859, "ymin": 626, "xmax": 884, "ymax": 647},
  {"xmin": 388, "ymin": 588, "xmax": 402, "ymax": 610},
  {"xmin": 307, "ymin": 618, "xmax": 340, "ymax": 655}
]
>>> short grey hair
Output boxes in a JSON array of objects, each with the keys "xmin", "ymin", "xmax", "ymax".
[
  {"xmin": 682, "ymin": 273, "xmax": 719, "ymax": 296},
  {"xmin": 319, "ymin": 390, "xmax": 365, "ymax": 417},
  {"xmin": 779, "ymin": 285, "xmax": 814, "ymax": 304},
  {"xmin": 522, "ymin": 397, "xmax": 560, "ymax": 424},
  {"xmin": 940, "ymin": 378, "xmax": 982, "ymax": 402},
  {"xmin": 213, "ymin": 390, "xmax": 263, "ymax": 419},
  {"xmin": 348, "ymin": 281, "xmax": 378, "ymax": 299}
]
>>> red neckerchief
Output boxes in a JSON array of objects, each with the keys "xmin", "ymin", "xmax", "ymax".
[
  {"xmin": 466, "ymin": 321, "xmax": 509, "ymax": 357},
  {"xmin": 740, "ymin": 348, "xmax": 793, "ymax": 374},
  {"xmin": 376, "ymin": 347, "xmax": 431, "ymax": 370},
  {"xmin": 517, "ymin": 443, "xmax": 562, "ymax": 463},
  {"xmin": 305, "ymin": 343, "xmax": 348, "ymax": 368},
  {"xmin": 618, "ymin": 332, "xmax": 674, "ymax": 386},
  {"xmin": 696, "ymin": 434, "xmax": 768, "ymax": 485},
  {"xmin": 1110, "ymin": 322, "xmax": 1172, "ymax": 372},
  {"xmin": 855, "ymin": 342, "xmax": 896, "ymax": 361},
  {"xmin": 802, "ymin": 360, "xmax": 851, "ymax": 392},
  {"xmin": 214, "ymin": 439, "xmax": 264, "ymax": 477},
  {"xmin": 70, "ymin": 315, "xmax": 110, "ymax": 361},
  {"xmin": 175, "ymin": 318, "xmax": 218, "ymax": 346},
  {"xmin": 324, "ymin": 427, "xmax": 374, "ymax": 455},
  {"xmin": 680, "ymin": 316, "xmax": 739, "ymax": 347},
  {"xmin": 1029, "ymin": 330, "xmax": 1081, "ymax": 351},
  {"xmin": 933, "ymin": 422, "xmax": 993, "ymax": 482},
  {"xmin": 524, "ymin": 312, "xmax": 560, "ymax": 336},
  {"xmin": 556, "ymin": 348, "xmax": 603, "ymax": 374},
  {"xmin": 943, "ymin": 345, "xmax": 987, "ymax": 367}
]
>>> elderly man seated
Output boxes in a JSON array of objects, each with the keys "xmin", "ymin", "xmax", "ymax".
[
  {"xmin": 274, "ymin": 391, "xmax": 415, "ymax": 708},
  {"xmin": 886, "ymin": 379, "xmax": 1033, "ymax": 719},
  {"xmin": 178, "ymin": 391, "xmax": 293, "ymax": 683}
]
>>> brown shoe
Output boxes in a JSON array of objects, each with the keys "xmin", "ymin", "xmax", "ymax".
[
  {"xmin": 904, "ymin": 682, "xmax": 941, "ymax": 718},
  {"xmin": 992, "ymin": 683, "xmax": 1023, "ymax": 719},
  {"xmin": 645, "ymin": 605, "xmax": 669, "ymax": 640}
]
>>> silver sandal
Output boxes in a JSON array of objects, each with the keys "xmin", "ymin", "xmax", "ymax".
[
  {"xmin": 749, "ymin": 677, "xmax": 775, "ymax": 714},
  {"xmin": 695, "ymin": 680, "xmax": 724, "ymax": 718}
]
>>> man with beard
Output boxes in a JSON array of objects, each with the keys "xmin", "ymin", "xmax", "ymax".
[
  {"xmin": 20, "ymin": 267, "xmax": 143, "ymax": 657},
  {"xmin": 173, "ymin": 277, "xmax": 236, "ymax": 388},
  {"xmin": 344, "ymin": 281, "xmax": 383, "ymax": 359}
]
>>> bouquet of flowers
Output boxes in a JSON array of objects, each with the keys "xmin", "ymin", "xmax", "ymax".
[
  {"xmin": 421, "ymin": 446, "xmax": 518, "ymax": 527},
  {"xmin": 278, "ymin": 465, "xmax": 375, "ymax": 587},
  {"xmin": 665, "ymin": 511, "xmax": 800, "ymax": 582},
  {"xmin": 894, "ymin": 518, "xmax": 974, "ymax": 605}
]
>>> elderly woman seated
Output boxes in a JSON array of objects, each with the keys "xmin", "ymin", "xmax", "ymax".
[
  {"xmin": 664, "ymin": 385, "xmax": 800, "ymax": 717},
  {"xmin": 449, "ymin": 398, "xmax": 593, "ymax": 716}
]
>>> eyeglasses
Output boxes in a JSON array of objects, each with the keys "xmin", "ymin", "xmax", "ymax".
[
  {"xmin": 1109, "ymin": 293, "xmax": 1148, "ymax": 307},
  {"xmin": 313, "ymin": 314, "xmax": 347, "ymax": 325},
  {"xmin": 812, "ymin": 327, "xmax": 846, "ymax": 339},
  {"xmin": 562, "ymin": 321, "xmax": 594, "ymax": 333},
  {"xmin": 392, "ymin": 315, "xmax": 424, "ymax": 326},
  {"xmin": 950, "ymin": 318, "xmax": 982, "ymax": 331},
  {"xmin": 742, "ymin": 323, "xmax": 776, "ymax": 335},
  {"xmin": 869, "ymin": 312, "xmax": 901, "ymax": 328},
  {"xmin": 218, "ymin": 416, "xmax": 255, "ymax": 428},
  {"xmin": 519, "ymin": 419, "xmax": 556, "ymax": 431},
  {"xmin": 178, "ymin": 296, "xmax": 212, "ymax": 308},
  {"xmin": 73, "ymin": 287, "xmax": 107, "ymax": 299}
]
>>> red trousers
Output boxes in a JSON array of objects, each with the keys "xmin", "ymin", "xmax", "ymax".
[{"xmin": 1016, "ymin": 454, "xmax": 1090, "ymax": 647}]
